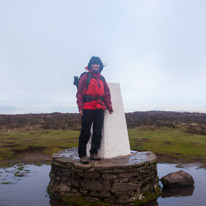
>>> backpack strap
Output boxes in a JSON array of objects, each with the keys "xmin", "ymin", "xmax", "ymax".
[
  {"xmin": 100, "ymin": 75, "xmax": 105, "ymax": 83},
  {"xmin": 84, "ymin": 72, "xmax": 104, "ymax": 89},
  {"xmin": 86, "ymin": 72, "xmax": 92, "ymax": 89},
  {"xmin": 75, "ymin": 72, "xmax": 105, "ymax": 90},
  {"xmin": 74, "ymin": 72, "xmax": 90, "ymax": 89}
]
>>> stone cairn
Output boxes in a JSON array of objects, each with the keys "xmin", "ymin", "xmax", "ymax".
[
  {"xmin": 48, "ymin": 83, "xmax": 159, "ymax": 205},
  {"xmin": 49, "ymin": 148, "xmax": 158, "ymax": 205}
]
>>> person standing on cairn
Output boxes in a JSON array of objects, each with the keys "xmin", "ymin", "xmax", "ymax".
[{"xmin": 76, "ymin": 56, "xmax": 113, "ymax": 164}]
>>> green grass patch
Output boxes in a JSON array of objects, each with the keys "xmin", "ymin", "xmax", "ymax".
[
  {"xmin": 1, "ymin": 128, "xmax": 206, "ymax": 166},
  {"xmin": 17, "ymin": 166, "xmax": 24, "ymax": 170},
  {"xmin": 1, "ymin": 182, "xmax": 12, "ymax": 184},
  {"xmin": 134, "ymin": 185, "xmax": 162, "ymax": 206},
  {"xmin": 0, "ymin": 130, "xmax": 79, "ymax": 162},
  {"xmin": 129, "ymin": 127, "xmax": 206, "ymax": 164}
]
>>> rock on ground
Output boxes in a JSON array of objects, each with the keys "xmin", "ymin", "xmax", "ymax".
[{"xmin": 160, "ymin": 170, "xmax": 194, "ymax": 188}]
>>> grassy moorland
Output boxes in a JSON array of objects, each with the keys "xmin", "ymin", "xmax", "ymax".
[
  {"xmin": 1, "ymin": 127, "xmax": 206, "ymax": 167},
  {"xmin": 129, "ymin": 127, "xmax": 206, "ymax": 165},
  {"xmin": 1, "ymin": 111, "xmax": 206, "ymax": 167},
  {"xmin": 0, "ymin": 130, "xmax": 79, "ymax": 166}
]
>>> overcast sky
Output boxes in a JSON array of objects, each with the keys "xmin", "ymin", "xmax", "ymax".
[{"xmin": 0, "ymin": 0, "xmax": 206, "ymax": 114}]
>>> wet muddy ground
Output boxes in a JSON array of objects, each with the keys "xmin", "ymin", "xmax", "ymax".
[{"xmin": 0, "ymin": 163, "xmax": 206, "ymax": 206}]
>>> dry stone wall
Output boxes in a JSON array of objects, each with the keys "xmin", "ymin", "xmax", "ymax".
[{"xmin": 49, "ymin": 148, "xmax": 159, "ymax": 205}]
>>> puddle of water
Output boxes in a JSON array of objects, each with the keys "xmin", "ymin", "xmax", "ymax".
[
  {"xmin": 0, "ymin": 163, "xmax": 206, "ymax": 206},
  {"xmin": 0, "ymin": 164, "xmax": 66, "ymax": 206},
  {"xmin": 143, "ymin": 163, "xmax": 206, "ymax": 206}
]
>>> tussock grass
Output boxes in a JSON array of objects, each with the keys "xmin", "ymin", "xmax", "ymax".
[{"xmin": 1, "ymin": 128, "xmax": 206, "ymax": 165}]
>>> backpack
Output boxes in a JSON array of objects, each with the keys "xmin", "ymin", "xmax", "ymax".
[{"xmin": 73, "ymin": 72, "xmax": 105, "ymax": 89}]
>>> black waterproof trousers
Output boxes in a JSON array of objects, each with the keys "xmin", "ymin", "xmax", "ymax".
[{"xmin": 78, "ymin": 109, "xmax": 104, "ymax": 158}]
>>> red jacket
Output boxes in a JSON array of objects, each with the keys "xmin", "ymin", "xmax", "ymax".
[{"xmin": 76, "ymin": 68, "xmax": 113, "ymax": 112}]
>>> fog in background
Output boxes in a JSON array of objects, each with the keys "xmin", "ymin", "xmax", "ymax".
[{"xmin": 0, "ymin": 0, "xmax": 206, "ymax": 114}]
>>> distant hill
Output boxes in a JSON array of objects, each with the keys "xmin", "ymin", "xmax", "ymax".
[
  {"xmin": 0, "ymin": 111, "xmax": 206, "ymax": 134},
  {"xmin": 0, "ymin": 113, "xmax": 81, "ymax": 131},
  {"xmin": 126, "ymin": 111, "xmax": 206, "ymax": 134}
]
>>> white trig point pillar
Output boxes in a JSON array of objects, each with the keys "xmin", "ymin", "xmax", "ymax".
[{"xmin": 87, "ymin": 83, "xmax": 131, "ymax": 158}]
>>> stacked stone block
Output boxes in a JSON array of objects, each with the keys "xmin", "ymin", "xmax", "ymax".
[{"xmin": 49, "ymin": 148, "xmax": 158, "ymax": 206}]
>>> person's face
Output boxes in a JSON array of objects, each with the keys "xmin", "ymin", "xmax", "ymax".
[{"xmin": 91, "ymin": 64, "xmax": 100, "ymax": 72}]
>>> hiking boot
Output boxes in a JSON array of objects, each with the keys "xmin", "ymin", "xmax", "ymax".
[
  {"xmin": 80, "ymin": 156, "xmax": 89, "ymax": 164},
  {"xmin": 90, "ymin": 154, "xmax": 101, "ymax": 161}
]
